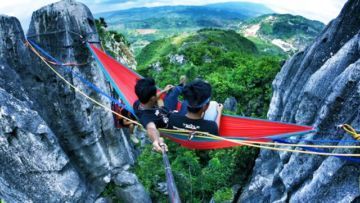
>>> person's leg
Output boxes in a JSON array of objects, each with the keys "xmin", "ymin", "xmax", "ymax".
[
  {"xmin": 164, "ymin": 85, "xmax": 183, "ymax": 111},
  {"xmin": 203, "ymin": 101, "xmax": 218, "ymax": 122},
  {"xmin": 164, "ymin": 75, "xmax": 187, "ymax": 111},
  {"xmin": 129, "ymin": 123, "xmax": 134, "ymax": 134},
  {"xmin": 178, "ymin": 100, "xmax": 188, "ymax": 116},
  {"xmin": 128, "ymin": 124, "xmax": 139, "ymax": 144}
]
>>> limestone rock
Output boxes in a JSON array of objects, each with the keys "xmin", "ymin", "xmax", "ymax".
[
  {"xmin": 0, "ymin": 62, "xmax": 87, "ymax": 202},
  {"xmin": 0, "ymin": 0, "xmax": 149, "ymax": 202},
  {"xmin": 239, "ymin": 0, "xmax": 360, "ymax": 202},
  {"xmin": 114, "ymin": 171, "xmax": 152, "ymax": 203}
]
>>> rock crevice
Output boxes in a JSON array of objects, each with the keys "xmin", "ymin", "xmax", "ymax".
[{"xmin": 240, "ymin": 0, "xmax": 360, "ymax": 202}]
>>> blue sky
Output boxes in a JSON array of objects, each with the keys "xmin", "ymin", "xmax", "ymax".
[{"xmin": 0, "ymin": 0, "xmax": 347, "ymax": 30}]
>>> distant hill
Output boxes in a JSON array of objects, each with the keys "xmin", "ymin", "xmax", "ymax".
[
  {"xmin": 239, "ymin": 14, "xmax": 325, "ymax": 52},
  {"xmin": 137, "ymin": 29, "xmax": 258, "ymax": 69},
  {"xmin": 205, "ymin": 2, "xmax": 273, "ymax": 17},
  {"xmin": 95, "ymin": 2, "xmax": 273, "ymax": 54},
  {"xmin": 95, "ymin": 2, "xmax": 273, "ymax": 29}
]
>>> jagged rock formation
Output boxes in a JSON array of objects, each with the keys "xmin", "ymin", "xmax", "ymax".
[
  {"xmin": 103, "ymin": 34, "xmax": 137, "ymax": 70},
  {"xmin": 0, "ymin": 0, "xmax": 150, "ymax": 202},
  {"xmin": 240, "ymin": 0, "xmax": 360, "ymax": 202},
  {"xmin": 96, "ymin": 19, "xmax": 137, "ymax": 69},
  {"xmin": 0, "ymin": 59, "xmax": 87, "ymax": 202}
]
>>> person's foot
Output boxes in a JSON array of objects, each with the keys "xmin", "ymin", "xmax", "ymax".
[
  {"xmin": 179, "ymin": 75, "xmax": 187, "ymax": 86},
  {"xmin": 130, "ymin": 134, "xmax": 139, "ymax": 144}
]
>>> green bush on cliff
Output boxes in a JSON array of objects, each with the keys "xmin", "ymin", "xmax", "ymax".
[
  {"xmin": 136, "ymin": 141, "xmax": 258, "ymax": 202},
  {"xmin": 213, "ymin": 188, "xmax": 233, "ymax": 202},
  {"xmin": 96, "ymin": 17, "xmax": 131, "ymax": 58}
]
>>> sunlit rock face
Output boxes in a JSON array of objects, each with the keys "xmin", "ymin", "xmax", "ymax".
[
  {"xmin": 239, "ymin": 0, "xmax": 360, "ymax": 202},
  {"xmin": 0, "ymin": 60, "xmax": 88, "ymax": 202},
  {"xmin": 0, "ymin": 0, "xmax": 150, "ymax": 202}
]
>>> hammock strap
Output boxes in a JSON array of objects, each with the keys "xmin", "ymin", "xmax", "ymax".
[
  {"xmin": 160, "ymin": 130, "xmax": 360, "ymax": 157},
  {"xmin": 275, "ymin": 139, "xmax": 360, "ymax": 163},
  {"xmin": 25, "ymin": 39, "xmax": 89, "ymax": 66},
  {"xmin": 160, "ymin": 129, "xmax": 360, "ymax": 149},
  {"xmin": 25, "ymin": 39, "xmax": 136, "ymax": 119},
  {"xmin": 26, "ymin": 39, "xmax": 142, "ymax": 127}
]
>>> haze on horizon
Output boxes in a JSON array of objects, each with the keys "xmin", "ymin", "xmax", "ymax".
[{"xmin": 0, "ymin": 0, "xmax": 347, "ymax": 30}]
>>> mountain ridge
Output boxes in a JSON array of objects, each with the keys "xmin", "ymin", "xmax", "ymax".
[
  {"xmin": 94, "ymin": 2, "xmax": 273, "ymax": 35},
  {"xmin": 95, "ymin": 2, "xmax": 273, "ymax": 24}
]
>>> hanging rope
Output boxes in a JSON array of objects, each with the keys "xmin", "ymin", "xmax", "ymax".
[
  {"xmin": 159, "ymin": 128, "xmax": 360, "ymax": 149},
  {"xmin": 26, "ymin": 39, "xmax": 142, "ymax": 127},
  {"xmin": 25, "ymin": 39, "xmax": 89, "ymax": 66},
  {"xmin": 26, "ymin": 29, "xmax": 93, "ymax": 39},
  {"xmin": 26, "ymin": 39, "xmax": 137, "ymax": 119},
  {"xmin": 275, "ymin": 139, "xmax": 360, "ymax": 163},
  {"xmin": 274, "ymin": 138, "xmax": 360, "ymax": 144},
  {"xmin": 160, "ymin": 129, "xmax": 360, "ymax": 157}
]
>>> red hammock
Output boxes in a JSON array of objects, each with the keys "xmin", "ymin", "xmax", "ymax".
[{"xmin": 88, "ymin": 44, "xmax": 315, "ymax": 149}]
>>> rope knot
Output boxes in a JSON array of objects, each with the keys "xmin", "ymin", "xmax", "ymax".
[
  {"xmin": 188, "ymin": 131, "xmax": 196, "ymax": 140},
  {"xmin": 342, "ymin": 124, "xmax": 360, "ymax": 140}
]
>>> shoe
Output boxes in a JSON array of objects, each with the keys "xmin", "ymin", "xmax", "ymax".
[
  {"xmin": 130, "ymin": 134, "xmax": 139, "ymax": 144},
  {"xmin": 179, "ymin": 75, "xmax": 187, "ymax": 86}
]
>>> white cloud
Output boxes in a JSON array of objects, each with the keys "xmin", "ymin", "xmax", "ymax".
[
  {"xmin": 0, "ymin": 0, "xmax": 348, "ymax": 31},
  {"xmin": 0, "ymin": 0, "xmax": 60, "ymax": 30},
  {"xmin": 254, "ymin": 0, "xmax": 347, "ymax": 23}
]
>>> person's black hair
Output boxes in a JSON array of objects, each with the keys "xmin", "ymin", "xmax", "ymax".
[
  {"xmin": 183, "ymin": 80, "xmax": 212, "ymax": 113},
  {"xmin": 135, "ymin": 78, "xmax": 157, "ymax": 103}
]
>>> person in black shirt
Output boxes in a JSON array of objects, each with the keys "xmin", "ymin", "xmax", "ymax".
[
  {"xmin": 134, "ymin": 78, "xmax": 174, "ymax": 152},
  {"xmin": 168, "ymin": 80, "xmax": 223, "ymax": 135}
]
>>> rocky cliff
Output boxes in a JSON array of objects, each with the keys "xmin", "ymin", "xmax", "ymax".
[
  {"xmin": 96, "ymin": 17, "xmax": 137, "ymax": 70},
  {"xmin": 0, "ymin": 0, "xmax": 150, "ymax": 202},
  {"xmin": 240, "ymin": 0, "xmax": 360, "ymax": 202}
]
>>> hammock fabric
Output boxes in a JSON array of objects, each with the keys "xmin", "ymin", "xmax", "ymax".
[{"xmin": 88, "ymin": 43, "xmax": 315, "ymax": 150}]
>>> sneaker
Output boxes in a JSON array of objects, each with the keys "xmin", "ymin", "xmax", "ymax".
[
  {"xmin": 179, "ymin": 75, "xmax": 187, "ymax": 86},
  {"xmin": 130, "ymin": 134, "xmax": 139, "ymax": 144}
]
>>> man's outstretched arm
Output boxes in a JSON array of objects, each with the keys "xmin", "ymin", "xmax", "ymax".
[{"xmin": 146, "ymin": 122, "xmax": 168, "ymax": 152}]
